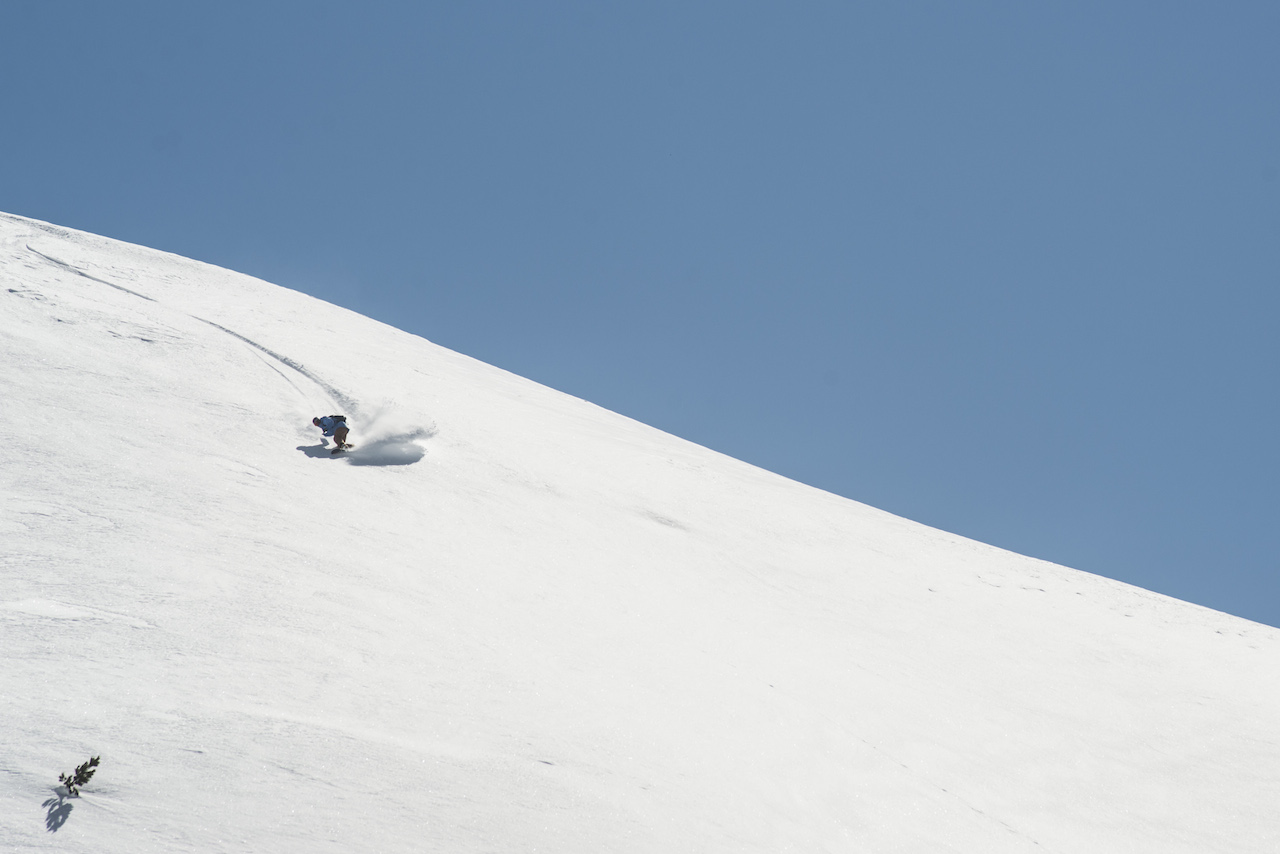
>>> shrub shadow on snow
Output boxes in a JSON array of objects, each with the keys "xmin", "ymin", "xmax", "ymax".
[{"xmin": 43, "ymin": 793, "xmax": 73, "ymax": 832}]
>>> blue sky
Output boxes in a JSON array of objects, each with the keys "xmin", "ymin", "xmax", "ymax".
[{"xmin": 4, "ymin": 2, "xmax": 1277, "ymax": 627}]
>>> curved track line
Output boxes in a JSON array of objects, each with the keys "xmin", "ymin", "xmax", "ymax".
[
  {"xmin": 24, "ymin": 237, "xmax": 360, "ymax": 417},
  {"xmin": 196, "ymin": 318, "xmax": 359, "ymax": 414},
  {"xmin": 27, "ymin": 245, "xmax": 157, "ymax": 302}
]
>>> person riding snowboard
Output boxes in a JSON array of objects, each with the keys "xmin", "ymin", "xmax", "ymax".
[{"xmin": 312, "ymin": 415, "xmax": 351, "ymax": 453}]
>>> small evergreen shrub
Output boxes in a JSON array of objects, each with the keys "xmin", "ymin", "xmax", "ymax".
[{"xmin": 59, "ymin": 756, "xmax": 100, "ymax": 796}]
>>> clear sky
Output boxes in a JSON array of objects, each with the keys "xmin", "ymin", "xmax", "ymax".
[{"xmin": 4, "ymin": 2, "xmax": 1277, "ymax": 627}]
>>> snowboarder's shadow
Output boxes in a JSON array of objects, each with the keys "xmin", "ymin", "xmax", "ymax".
[
  {"xmin": 296, "ymin": 441, "xmax": 338, "ymax": 460},
  {"xmin": 42, "ymin": 792, "xmax": 73, "ymax": 832},
  {"xmin": 297, "ymin": 439, "xmax": 425, "ymax": 466}
]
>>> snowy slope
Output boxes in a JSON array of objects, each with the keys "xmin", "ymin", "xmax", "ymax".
[{"xmin": 2, "ymin": 211, "xmax": 1277, "ymax": 853}]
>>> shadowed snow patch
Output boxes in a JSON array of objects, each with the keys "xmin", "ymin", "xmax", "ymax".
[
  {"xmin": 344, "ymin": 433, "xmax": 430, "ymax": 466},
  {"xmin": 339, "ymin": 406, "xmax": 436, "ymax": 466}
]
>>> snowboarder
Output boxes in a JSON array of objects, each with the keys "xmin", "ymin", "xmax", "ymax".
[{"xmin": 312, "ymin": 415, "xmax": 352, "ymax": 453}]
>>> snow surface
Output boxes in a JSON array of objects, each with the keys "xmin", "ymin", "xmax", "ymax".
[{"xmin": 1, "ymin": 210, "xmax": 1278, "ymax": 853}]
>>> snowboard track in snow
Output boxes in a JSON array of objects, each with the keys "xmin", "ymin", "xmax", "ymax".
[
  {"xmin": 26, "ymin": 245, "xmax": 157, "ymax": 302},
  {"xmin": 24, "ymin": 242, "xmax": 359, "ymax": 416},
  {"xmin": 196, "ymin": 319, "xmax": 360, "ymax": 414}
]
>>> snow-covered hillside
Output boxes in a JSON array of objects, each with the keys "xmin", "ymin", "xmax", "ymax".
[{"xmin": 2, "ymin": 211, "xmax": 1277, "ymax": 853}]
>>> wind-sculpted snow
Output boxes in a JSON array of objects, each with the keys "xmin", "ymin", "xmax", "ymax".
[{"xmin": 3, "ymin": 210, "xmax": 1280, "ymax": 853}]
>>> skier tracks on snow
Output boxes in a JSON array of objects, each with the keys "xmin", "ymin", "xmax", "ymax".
[
  {"xmin": 26, "ymin": 245, "xmax": 157, "ymax": 302},
  {"xmin": 24, "ymin": 237, "xmax": 359, "ymax": 418},
  {"xmin": 196, "ymin": 319, "xmax": 359, "ymax": 414}
]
